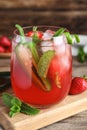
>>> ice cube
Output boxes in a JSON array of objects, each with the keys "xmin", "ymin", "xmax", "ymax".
[
  {"xmin": 42, "ymin": 30, "xmax": 55, "ymax": 40},
  {"xmin": 53, "ymin": 35, "xmax": 67, "ymax": 54},
  {"xmin": 15, "ymin": 35, "xmax": 21, "ymax": 43},
  {"xmin": 40, "ymin": 40, "xmax": 54, "ymax": 53},
  {"xmin": 15, "ymin": 35, "xmax": 32, "ymax": 43},
  {"xmin": 53, "ymin": 34, "xmax": 67, "ymax": 45}
]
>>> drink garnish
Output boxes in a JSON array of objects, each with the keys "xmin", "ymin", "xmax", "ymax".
[
  {"xmin": 53, "ymin": 28, "xmax": 66, "ymax": 37},
  {"xmin": 27, "ymin": 26, "xmax": 43, "ymax": 43},
  {"xmin": 15, "ymin": 43, "xmax": 48, "ymax": 91},
  {"xmin": 15, "ymin": 24, "xmax": 52, "ymax": 91},
  {"xmin": 53, "ymin": 28, "xmax": 80, "ymax": 44},
  {"xmin": 27, "ymin": 42, "xmax": 39, "ymax": 64},
  {"xmin": 32, "ymin": 26, "xmax": 42, "ymax": 43},
  {"xmin": 74, "ymin": 34, "xmax": 80, "ymax": 43},
  {"xmin": 64, "ymin": 32, "xmax": 73, "ymax": 44},
  {"xmin": 26, "ymin": 43, "xmax": 52, "ymax": 91},
  {"xmin": 15, "ymin": 24, "xmax": 25, "ymax": 43},
  {"xmin": 2, "ymin": 93, "xmax": 40, "ymax": 117},
  {"xmin": 38, "ymin": 50, "xmax": 55, "ymax": 78}
]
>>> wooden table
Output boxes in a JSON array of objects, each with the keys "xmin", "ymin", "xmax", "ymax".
[{"xmin": 0, "ymin": 57, "xmax": 87, "ymax": 130}]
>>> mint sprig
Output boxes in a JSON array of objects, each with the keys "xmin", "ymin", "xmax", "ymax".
[
  {"xmin": 27, "ymin": 42, "xmax": 39, "ymax": 63},
  {"xmin": 15, "ymin": 24, "xmax": 52, "ymax": 91},
  {"xmin": 21, "ymin": 102, "xmax": 40, "ymax": 115},
  {"xmin": 74, "ymin": 34, "xmax": 80, "ymax": 43},
  {"xmin": 64, "ymin": 32, "xmax": 73, "ymax": 44},
  {"xmin": 15, "ymin": 24, "xmax": 25, "ymax": 43},
  {"xmin": 53, "ymin": 28, "xmax": 66, "ymax": 37},
  {"xmin": 2, "ymin": 93, "xmax": 40, "ymax": 117},
  {"xmin": 77, "ymin": 46, "xmax": 86, "ymax": 63},
  {"xmin": 53, "ymin": 28, "xmax": 80, "ymax": 44},
  {"xmin": 32, "ymin": 26, "xmax": 41, "ymax": 43},
  {"xmin": 15, "ymin": 24, "xmax": 40, "ymax": 64}
]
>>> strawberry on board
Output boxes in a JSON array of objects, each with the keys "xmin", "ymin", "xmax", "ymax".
[
  {"xmin": 0, "ymin": 46, "xmax": 5, "ymax": 53},
  {"xmin": 0, "ymin": 36, "xmax": 11, "ymax": 47},
  {"xmin": 69, "ymin": 76, "xmax": 87, "ymax": 95}
]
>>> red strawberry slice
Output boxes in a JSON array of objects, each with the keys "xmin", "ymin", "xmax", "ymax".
[
  {"xmin": 69, "ymin": 77, "xmax": 87, "ymax": 95},
  {"xmin": 27, "ymin": 31, "xmax": 43, "ymax": 39}
]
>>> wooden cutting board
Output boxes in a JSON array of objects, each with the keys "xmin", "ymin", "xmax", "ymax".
[{"xmin": 0, "ymin": 88, "xmax": 87, "ymax": 130}]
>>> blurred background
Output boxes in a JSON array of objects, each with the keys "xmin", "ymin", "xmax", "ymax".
[{"xmin": 0, "ymin": 0, "xmax": 87, "ymax": 36}]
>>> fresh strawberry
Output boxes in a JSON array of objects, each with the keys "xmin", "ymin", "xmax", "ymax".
[
  {"xmin": 8, "ymin": 45, "xmax": 12, "ymax": 52},
  {"xmin": 0, "ymin": 36, "xmax": 11, "ymax": 47},
  {"xmin": 5, "ymin": 47, "xmax": 11, "ymax": 53},
  {"xmin": 69, "ymin": 76, "xmax": 87, "ymax": 95},
  {"xmin": 0, "ymin": 46, "xmax": 5, "ymax": 53},
  {"xmin": 5, "ymin": 45, "xmax": 12, "ymax": 53}
]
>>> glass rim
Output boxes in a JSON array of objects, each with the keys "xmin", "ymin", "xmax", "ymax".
[{"xmin": 13, "ymin": 25, "xmax": 65, "ymax": 37}]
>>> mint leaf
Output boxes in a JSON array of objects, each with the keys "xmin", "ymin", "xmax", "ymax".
[
  {"xmin": 74, "ymin": 34, "xmax": 80, "ymax": 43},
  {"xmin": 2, "ymin": 93, "xmax": 13, "ymax": 107},
  {"xmin": 15, "ymin": 24, "xmax": 25, "ymax": 43},
  {"xmin": 38, "ymin": 50, "xmax": 55, "ymax": 78},
  {"xmin": 9, "ymin": 105, "xmax": 21, "ymax": 117},
  {"xmin": 10, "ymin": 105, "xmax": 21, "ymax": 112},
  {"xmin": 32, "ymin": 26, "xmax": 41, "ymax": 44},
  {"xmin": 15, "ymin": 24, "xmax": 40, "ymax": 64},
  {"xmin": 53, "ymin": 28, "xmax": 66, "ymax": 37},
  {"xmin": 11, "ymin": 97, "xmax": 22, "ymax": 107},
  {"xmin": 53, "ymin": 27, "xmax": 80, "ymax": 45},
  {"xmin": 2, "ymin": 93, "xmax": 40, "ymax": 117},
  {"xmin": 77, "ymin": 47, "xmax": 86, "ymax": 63},
  {"xmin": 9, "ymin": 111, "xmax": 16, "ymax": 117},
  {"xmin": 21, "ymin": 102, "xmax": 40, "ymax": 115},
  {"xmin": 32, "ymin": 34, "xmax": 41, "ymax": 44},
  {"xmin": 15, "ymin": 24, "xmax": 25, "ymax": 37},
  {"xmin": 64, "ymin": 32, "xmax": 73, "ymax": 44},
  {"xmin": 28, "ymin": 42, "xmax": 39, "ymax": 63}
]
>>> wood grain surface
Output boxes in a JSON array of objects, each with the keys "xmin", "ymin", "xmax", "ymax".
[
  {"xmin": 0, "ymin": 0, "xmax": 87, "ymax": 36},
  {"xmin": 0, "ymin": 0, "xmax": 87, "ymax": 10}
]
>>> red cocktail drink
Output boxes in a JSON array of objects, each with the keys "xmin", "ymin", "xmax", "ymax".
[{"xmin": 11, "ymin": 26, "xmax": 72, "ymax": 107}]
